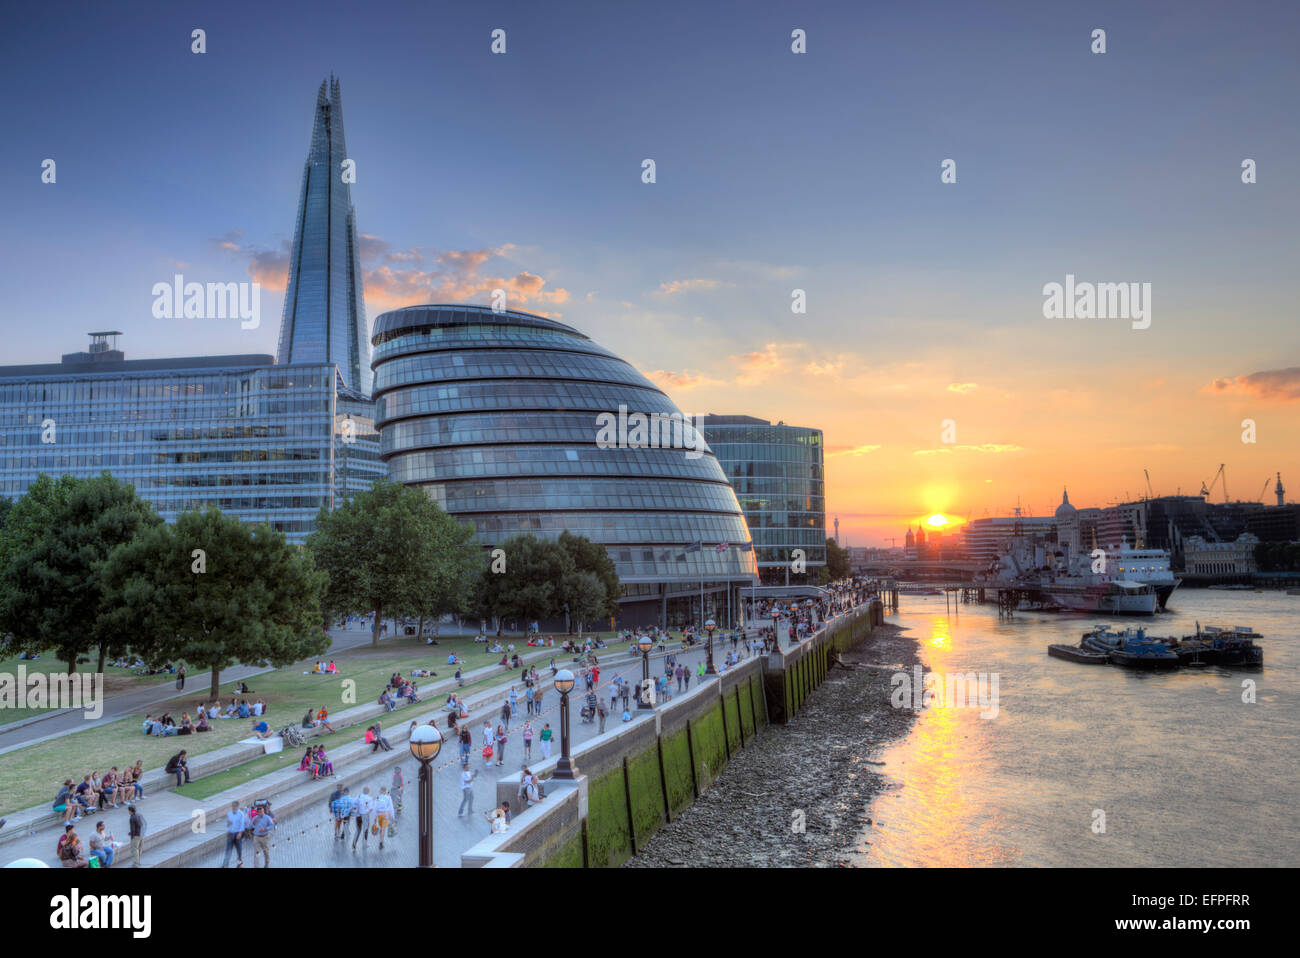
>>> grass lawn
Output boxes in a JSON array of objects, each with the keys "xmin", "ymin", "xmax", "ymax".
[
  {"xmin": 0, "ymin": 654, "xmax": 180, "ymax": 728},
  {"xmin": 0, "ymin": 631, "xmax": 616, "ymax": 816}
]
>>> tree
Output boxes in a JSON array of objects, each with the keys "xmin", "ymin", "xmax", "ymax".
[
  {"xmin": 562, "ymin": 569, "xmax": 608, "ymax": 637},
  {"xmin": 1, "ymin": 473, "xmax": 162, "ymax": 672},
  {"xmin": 825, "ymin": 537, "xmax": 852, "ymax": 581},
  {"xmin": 475, "ymin": 534, "xmax": 574, "ymax": 630},
  {"xmin": 557, "ymin": 531, "xmax": 620, "ymax": 625},
  {"xmin": 308, "ymin": 480, "xmax": 479, "ymax": 647},
  {"xmin": 103, "ymin": 508, "xmax": 327, "ymax": 700}
]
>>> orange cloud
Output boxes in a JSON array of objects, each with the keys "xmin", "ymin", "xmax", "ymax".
[
  {"xmin": 644, "ymin": 369, "xmax": 725, "ymax": 391},
  {"xmin": 913, "ymin": 444, "xmax": 1023, "ymax": 456},
  {"xmin": 1203, "ymin": 367, "xmax": 1300, "ymax": 402},
  {"xmin": 947, "ymin": 382, "xmax": 978, "ymax": 394},
  {"xmin": 730, "ymin": 342, "xmax": 802, "ymax": 385},
  {"xmin": 827, "ymin": 444, "xmax": 882, "ymax": 457}
]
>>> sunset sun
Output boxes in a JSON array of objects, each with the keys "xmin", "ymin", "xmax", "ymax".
[{"xmin": 926, "ymin": 513, "xmax": 950, "ymax": 528}]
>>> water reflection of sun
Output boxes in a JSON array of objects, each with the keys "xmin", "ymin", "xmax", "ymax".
[{"xmin": 929, "ymin": 616, "xmax": 951, "ymax": 650}]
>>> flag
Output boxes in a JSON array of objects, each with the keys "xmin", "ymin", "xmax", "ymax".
[
  {"xmin": 736, "ymin": 542, "xmax": 753, "ymax": 552},
  {"xmin": 684, "ymin": 540, "xmax": 702, "ymax": 553},
  {"xmin": 715, "ymin": 541, "xmax": 729, "ymax": 552}
]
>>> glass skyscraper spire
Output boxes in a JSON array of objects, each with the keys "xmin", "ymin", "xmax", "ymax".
[{"xmin": 276, "ymin": 75, "xmax": 372, "ymax": 396}]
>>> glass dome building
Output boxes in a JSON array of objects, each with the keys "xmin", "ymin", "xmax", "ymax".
[{"xmin": 370, "ymin": 305, "xmax": 757, "ymax": 627}]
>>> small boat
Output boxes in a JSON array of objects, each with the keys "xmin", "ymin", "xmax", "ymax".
[
  {"xmin": 1082, "ymin": 626, "xmax": 1180, "ymax": 670},
  {"xmin": 1047, "ymin": 643, "xmax": 1110, "ymax": 664}
]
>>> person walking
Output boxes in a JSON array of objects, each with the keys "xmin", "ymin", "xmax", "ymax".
[
  {"xmin": 457, "ymin": 766, "xmax": 477, "ymax": 817},
  {"xmin": 374, "ymin": 788, "xmax": 395, "ymax": 850},
  {"xmin": 252, "ymin": 804, "xmax": 275, "ymax": 868},
  {"xmin": 675, "ymin": 664, "xmax": 684, "ymax": 692},
  {"xmin": 176, "ymin": 666, "xmax": 186, "ymax": 691},
  {"xmin": 539, "ymin": 723, "xmax": 553, "ymax": 760},
  {"xmin": 127, "ymin": 805, "xmax": 145, "ymax": 868},
  {"xmin": 352, "ymin": 787, "xmax": 374, "ymax": 850},
  {"xmin": 610, "ymin": 677, "xmax": 621, "ymax": 712},
  {"xmin": 500, "ymin": 699, "xmax": 511, "ymax": 731},
  {"xmin": 683, "ymin": 666, "xmax": 691, "ymax": 690},
  {"xmin": 597, "ymin": 699, "xmax": 607, "ymax": 733},
  {"xmin": 458, "ymin": 724, "xmax": 472, "ymax": 765},
  {"xmin": 391, "ymin": 766, "xmax": 405, "ymax": 814},
  {"xmin": 220, "ymin": 800, "xmax": 248, "ymax": 868},
  {"xmin": 620, "ymin": 681, "xmax": 630, "ymax": 711},
  {"xmin": 533, "ymin": 685, "xmax": 544, "ymax": 714},
  {"xmin": 495, "ymin": 724, "xmax": 508, "ymax": 767},
  {"xmin": 522, "ymin": 722, "xmax": 533, "ymax": 761},
  {"xmin": 330, "ymin": 786, "xmax": 353, "ymax": 841},
  {"xmin": 508, "ymin": 686, "xmax": 518, "ymax": 717}
]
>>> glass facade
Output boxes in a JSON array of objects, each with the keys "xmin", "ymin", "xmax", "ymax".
[
  {"xmin": 0, "ymin": 345, "xmax": 384, "ymax": 543},
  {"xmin": 699, "ymin": 415, "xmax": 826, "ymax": 583},
  {"xmin": 371, "ymin": 305, "xmax": 758, "ymax": 608},
  {"xmin": 276, "ymin": 75, "xmax": 371, "ymax": 396}
]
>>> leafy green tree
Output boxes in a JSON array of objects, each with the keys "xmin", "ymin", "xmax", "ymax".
[
  {"xmin": 562, "ymin": 569, "xmax": 609, "ymax": 637},
  {"xmin": 308, "ymin": 479, "xmax": 479, "ymax": 647},
  {"xmin": 557, "ymin": 530, "xmax": 620, "ymax": 622},
  {"xmin": 103, "ymin": 508, "xmax": 326, "ymax": 700},
  {"xmin": 475, "ymin": 534, "xmax": 574, "ymax": 629},
  {"xmin": 1, "ymin": 473, "xmax": 162, "ymax": 672},
  {"xmin": 825, "ymin": 537, "xmax": 852, "ymax": 581}
]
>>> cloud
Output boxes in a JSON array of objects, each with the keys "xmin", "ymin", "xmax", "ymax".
[
  {"xmin": 947, "ymin": 382, "xmax": 978, "ymax": 394},
  {"xmin": 1202, "ymin": 367, "xmax": 1300, "ymax": 402},
  {"xmin": 913, "ymin": 444, "xmax": 1023, "ymax": 456},
  {"xmin": 644, "ymin": 369, "xmax": 724, "ymax": 391},
  {"xmin": 214, "ymin": 231, "xmax": 567, "ymax": 314},
  {"xmin": 826, "ymin": 444, "xmax": 882, "ymax": 457},
  {"xmin": 730, "ymin": 342, "xmax": 802, "ymax": 385},
  {"xmin": 656, "ymin": 278, "xmax": 731, "ymax": 296},
  {"xmin": 805, "ymin": 358, "xmax": 845, "ymax": 377}
]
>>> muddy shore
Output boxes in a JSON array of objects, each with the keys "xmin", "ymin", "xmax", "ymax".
[{"xmin": 625, "ymin": 622, "xmax": 919, "ymax": 868}]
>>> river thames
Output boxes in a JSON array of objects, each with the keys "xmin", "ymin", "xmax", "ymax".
[{"xmin": 854, "ymin": 589, "xmax": 1298, "ymax": 867}]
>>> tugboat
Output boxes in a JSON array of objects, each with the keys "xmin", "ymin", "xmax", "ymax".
[
  {"xmin": 1081, "ymin": 626, "xmax": 1180, "ymax": 670},
  {"xmin": 1188, "ymin": 623, "xmax": 1264, "ymax": 666}
]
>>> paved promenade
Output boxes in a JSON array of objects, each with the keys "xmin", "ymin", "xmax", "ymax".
[
  {"xmin": 193, "ymin": 634, "xmax": 766, "ymax": 868},
  {"xmin": 3, "ymin": 629, "xmax": 772, "ymax": 868}
]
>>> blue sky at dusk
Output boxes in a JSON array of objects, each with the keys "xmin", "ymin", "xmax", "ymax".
[{"xmin": 3, "ymin": 0, "xmax": 1298, "ymax": 542}]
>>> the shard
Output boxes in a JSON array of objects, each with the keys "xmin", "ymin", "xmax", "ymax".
[{"xmin": 276, "ymin": 75, "xmax": 371, "ymax": 396}]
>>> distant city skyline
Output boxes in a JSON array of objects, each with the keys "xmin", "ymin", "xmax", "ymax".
[{"xmin": 4, "ymin": 0, "xmax": 1298, "ymax": 544}]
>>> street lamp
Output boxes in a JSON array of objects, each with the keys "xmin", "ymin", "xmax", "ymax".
[
  {"xmin": 771, "ymin": 608, "xmax": 780, "ymax": 651},
  {"xmin": 637, "ymin": 635, "xmax": 655, "ymax": 709},
  {"xmin": 553, "ymin": 669, "xmax": 576, "ymax": 780},
  {"xmin": 704, "ymin": 618, "xmax": 717, "ymax": 675},
  {"xmin": 408, "ymin": 724, "xmax": 443, "ymax": 868}
]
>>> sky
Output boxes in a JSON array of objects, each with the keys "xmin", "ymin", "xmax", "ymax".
[{"xmin": 2, "ymin": 0, "xmax": 1298, "ymax": 545}]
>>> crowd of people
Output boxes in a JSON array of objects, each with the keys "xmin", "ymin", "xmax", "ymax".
[{"xmin": 53, "ymin": 765, "xmax": 147, "ymax": 824}]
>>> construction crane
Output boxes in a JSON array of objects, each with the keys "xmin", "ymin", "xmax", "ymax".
[
  {"xmin": 1258, "ymin": 476, "xmax": 1273, "ymax": 503},
  {"xmin": 1200, "ymin": 463, "xmax": 1228, "ymax": 502},
  {"xmin": 1144, "ymin": 469, "xmax": 1154, "ymax": 499}
]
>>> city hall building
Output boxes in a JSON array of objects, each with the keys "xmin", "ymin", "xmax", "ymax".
[
  {"xmin": 0, "ymin": 332, "xmax": 381, "ymax": 543},
  {"xmin": 370, "ymin": 304, "xmax": 758, "ymax": 627}
]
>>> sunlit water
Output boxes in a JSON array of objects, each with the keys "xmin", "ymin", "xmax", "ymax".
[{"xmin": 854, "ymin": 590, "xmax": 1299, "ymax": 867}]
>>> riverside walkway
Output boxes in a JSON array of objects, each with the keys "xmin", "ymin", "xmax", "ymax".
[{"xmin": 2, "ymin": 628, "xmax": 779, "ymax": 868}]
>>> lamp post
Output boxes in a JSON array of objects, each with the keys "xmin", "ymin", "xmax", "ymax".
[
  {"xmin": 553, "ymin": 669, "xmax": 576, "ymax": 780},
  {"xmin": 771, "ymin": 609, "xmax": 780, "ymax": 651},
  {"xmin": 704, "ymin": 618, "xmax": 717, "ymax": 675},
  {"xmin": 408, "ymin": 724, "xmax": 443, "ymax": 868},
  {"xmin": 637, "ymin": 635, "xmax": 655, "ymax": 709}
]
